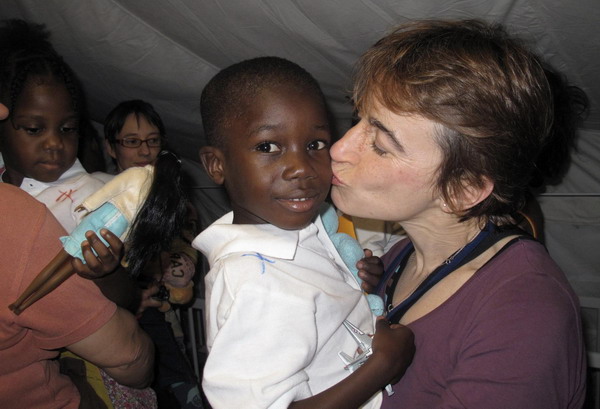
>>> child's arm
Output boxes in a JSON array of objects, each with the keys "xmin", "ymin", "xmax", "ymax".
[
  {"xmin": 356, "ymin": 249, "xmax": 384, "ymax": 294},
  {"xmin": 74, "ymin": 229, "xmax": 142, "ymax": 312},
  {"xmin": 289, "ymin": 319, "xmax": 415, "ymax": 409}
]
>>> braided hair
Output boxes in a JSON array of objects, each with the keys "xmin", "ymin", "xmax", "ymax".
[{"xmin": 0, "ymin": 19, "xmax": 83, "ymax": 123}]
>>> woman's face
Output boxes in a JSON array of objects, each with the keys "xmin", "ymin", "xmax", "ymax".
[{"xmin": 330, "ymin": 103, "xmax": 443, "ymax": 224}]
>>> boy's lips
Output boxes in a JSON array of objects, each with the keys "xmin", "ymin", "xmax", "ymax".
[
  {"xmin": 39, "ymin": 160, "xmax": 63, "ymax": 170},
  {"xmin": 277, "ymin": 193, "xmax": 321, "ymax": 213}
]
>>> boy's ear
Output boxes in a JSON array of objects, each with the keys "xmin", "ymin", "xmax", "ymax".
[
  {"xmin": 105, "ymin": 139, "xmax": 117, "ymax": 160},
  {"xmin": 199, "ymin": 146, "xmax": 226, "ymax": 185}
]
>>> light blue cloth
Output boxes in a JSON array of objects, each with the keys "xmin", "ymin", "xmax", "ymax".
[{"xmin": 60, "ymin": 202, "xmax": 128, "ymax": 262}]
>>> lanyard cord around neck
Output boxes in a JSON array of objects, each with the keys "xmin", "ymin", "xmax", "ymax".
[{"xmin": 384, "ymin": 221, "xmax": 496, "ymax": 324}]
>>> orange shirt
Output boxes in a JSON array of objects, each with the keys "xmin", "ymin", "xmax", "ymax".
[{"xmin": 0, "ymin": 184, "xmax": 116, "ymax": 408}]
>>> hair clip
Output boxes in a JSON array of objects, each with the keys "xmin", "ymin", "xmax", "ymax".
[{"xmin": 159, "ymin": 150, "xmax": 182, "ymax": 163}]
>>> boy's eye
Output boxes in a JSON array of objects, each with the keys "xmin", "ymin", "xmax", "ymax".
[
  {"xmin": 146, "ymin": 137, "xmax": 162, "ymax": 147},
  {"xmin": 307, "ymin": 140, "xmax": 329, "ymax": 151},
  {"xmin": 61, "ymin": 126, "xmax": 78, "ymax": 134},
  {"xmin": 21, "ymin": 127, "xmax": 42, "ymax": 135},
  {"xmin": 255, "ymin": 142, "xmax": 280, "ymax": 153},
  {"xmin": 121, "ymin": 138, "xmax": 141, "ymax": 147}
]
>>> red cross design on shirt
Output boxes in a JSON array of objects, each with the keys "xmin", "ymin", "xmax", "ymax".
[{"xmin": 56, "ymin": 188, "xmax": 78, "ymax": 203}]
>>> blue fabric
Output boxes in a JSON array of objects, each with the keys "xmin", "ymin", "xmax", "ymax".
[{"xmin": 60, "ymin": 202, "xmax": 128, "ymax": 262}]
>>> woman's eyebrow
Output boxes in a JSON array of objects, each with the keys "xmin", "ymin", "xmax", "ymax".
[{"xmin": 369, "ymin": 117, "xmax": 402, "ymax": 149}]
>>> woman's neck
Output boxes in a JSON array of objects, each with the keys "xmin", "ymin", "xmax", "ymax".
[{"xmin": 402, "ymin": 216, "xmax": 486, "ymax": 278}]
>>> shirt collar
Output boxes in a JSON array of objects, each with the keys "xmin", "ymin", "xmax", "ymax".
[
  {"xmin": 16, "ymin": 159, "xmax": 87, "ymax": 194},
  {"xmin": 193, "ymin": 211, "xmax": 322, "ymax": 266}
]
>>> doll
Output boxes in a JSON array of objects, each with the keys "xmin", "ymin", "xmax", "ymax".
[{"xmin": 9, "ymin": 151, "xmax": 186, "ymax": 315}]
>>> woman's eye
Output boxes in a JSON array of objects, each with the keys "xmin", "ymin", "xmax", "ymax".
[
  {"xmin": 255, "ymin": 142, "xmax": 280, "ymax": 153},
  {"xmin": 307, "ymin": 140, "xmax": 329, "ymax": 150},
  {"xmin": 370, "ymin": 142, "xmax": 386, "ymax": 156}
]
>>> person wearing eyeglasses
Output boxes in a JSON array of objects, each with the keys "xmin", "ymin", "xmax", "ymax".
[
  {"xmin": 103, "ymin": 99, "xmax": 166, "ymax": 173},
  {"xmin": 100, "ymin": 99, "xmax": 206, "ymax": 408}
]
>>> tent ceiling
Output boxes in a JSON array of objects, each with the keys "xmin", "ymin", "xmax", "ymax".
[{"xmin": 2, "ymin": 0, "xmax": 599, "ymax": 161}]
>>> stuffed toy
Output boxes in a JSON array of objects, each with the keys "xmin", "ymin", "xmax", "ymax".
[
  {"xmin": 320, "ymin": 204, "xmax": 385, "ymax": 316},
  {"xmin": 9, "ymin": 151, "xmax": 186, "ymax": 315},
  {"xmin": 156, "ymin": 250, "xmax": 196, "ymax": 313}
]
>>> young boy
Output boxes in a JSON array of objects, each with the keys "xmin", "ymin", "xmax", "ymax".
[
  {"xmin": 102, "ymin": 99, "xmax": 204, "ymax": 408},
  {"xmin": 194, "ymin": 56, "xmax": 414, "ymax": 409}
]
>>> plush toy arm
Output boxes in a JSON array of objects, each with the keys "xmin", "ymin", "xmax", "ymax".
[{"xmin": 320, "ymin": 204, "xmax": 385, "ymax": 315}]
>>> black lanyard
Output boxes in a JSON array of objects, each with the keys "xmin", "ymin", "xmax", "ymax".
[{"xmin": 378, "ymin": 221, "xmax": 497, "ymax": 324}]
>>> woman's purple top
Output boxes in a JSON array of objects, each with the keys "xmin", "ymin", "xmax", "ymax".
[{"xmin": 380, "ymin": 238, "xmax": 586, "ymax": 409}]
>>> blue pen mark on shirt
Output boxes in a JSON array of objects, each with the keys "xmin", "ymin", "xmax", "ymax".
[{"xmin": 242, "ymin": 252, "xmax": 275, "ymax": 274}]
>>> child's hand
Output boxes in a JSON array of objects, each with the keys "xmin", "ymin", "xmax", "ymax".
[
  {"xmin": 71, "ymin": 229, "xmax": 124, "ymax": 279},
  {"xmin": 371, "ymin": 318, "xmax": 415, "ymax": 385},
  {"xmin": 136, "ymin": 282, "xmax": 163, "ymax": 317},
  {"xmin": 356, "ymin": 249, "xmax": 384, "ymax": 294}
]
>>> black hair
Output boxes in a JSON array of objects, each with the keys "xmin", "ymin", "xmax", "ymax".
[
  {"xmin": 0, "ymin": 19, "xmax": 84, "ymax": 123},
  {"xmin": 200, "ymin": 56, "xmax": 327, "ymax": 148},
  {"xmin": 104, "ymin": 99, "xmax": 166, "ymax": 144},
  {"xmin": 125, "ymin": 150, "xmax": 187, "ymax": 278},
  {"xmin": 529, "ymin": 65, "xmax": 590, "ymax": 192},
  {"xmin": 0, "ymin": 19, "xmax": 104, "ymax": 172}
]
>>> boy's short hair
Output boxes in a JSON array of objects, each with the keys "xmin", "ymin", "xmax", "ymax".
[
  {"xmin": 354, "ymin": 19, "xmax": 553, "ymax": 222},
  {"xmin": 200, "ymin": 56, "xmax": 326, "ymax": 148},
  {"xmin": 104, "ymin": 99, "xmax": 166, "ymax": 143}
]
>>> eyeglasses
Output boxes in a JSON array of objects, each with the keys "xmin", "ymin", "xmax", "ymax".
[{"xmin": 114, "ymin": 137, "xmax": 163, "ymax": 148}]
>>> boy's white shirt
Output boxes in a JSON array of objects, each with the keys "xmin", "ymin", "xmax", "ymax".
[
  {"xmin": 193, "ymin": 211, "xmax": 382, "ymax": 409},
  {"xmin": 0, "ymin": 153, "xmax": 105, "ymax": 233},
  {"xmin": 350, "ymin": 216, "xmax": 406, "ymax": 258}
]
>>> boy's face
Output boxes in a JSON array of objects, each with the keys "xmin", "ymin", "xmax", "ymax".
[
  {"xmin": 0, "ymin": 78, "xmax": 78, "ymax": 185},
  {"xmin": 202, "ymin": 86, "xmax": 332, "ymax": 230},
  {"xmin": 106, "ymin": 113, "xmax": 162, "ymax": 172}
]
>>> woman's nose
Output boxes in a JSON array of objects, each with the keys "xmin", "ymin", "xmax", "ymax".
[{"xmin": 330, "ymin": 124, "xmax": 361, "ymax": 164}]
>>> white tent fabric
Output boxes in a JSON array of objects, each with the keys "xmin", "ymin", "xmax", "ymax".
[{"xmin": 1, "ymin": 0, "xmax": 599, "ymax": 295}]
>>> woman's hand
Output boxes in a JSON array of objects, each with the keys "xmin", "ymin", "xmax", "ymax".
[
  {"xmin": 71, "ymin": 229, "xmax": 124, "ymax": 279},
  {"xmin": 356, "ymin": 249, "xmax": 384, "ymax": 293}
]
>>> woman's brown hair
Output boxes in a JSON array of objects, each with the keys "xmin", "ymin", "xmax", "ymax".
[{"xmin": 353, "ymin": 19, "xmax": 553, "ymax": 222}]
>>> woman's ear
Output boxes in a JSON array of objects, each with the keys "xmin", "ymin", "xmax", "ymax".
[
  {"xmin": 199, "ymin": 146, "xmax": 226, "ymax": 185},
  {"xmin": 458, "ymin": 176, "xmax": 494, "ymax": 210}
]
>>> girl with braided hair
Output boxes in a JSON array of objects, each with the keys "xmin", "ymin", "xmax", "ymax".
[
  {"xmin": 0, "ymin": 18, "xmax": 106, "ymax": 233},
  {"xmin": 1, "ymin": 19, "xmax": 188, "ymax": 408}
]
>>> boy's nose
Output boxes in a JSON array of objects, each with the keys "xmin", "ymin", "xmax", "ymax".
[
  {"xmin": 138, "ymin": 142, "xmax": 152, "ymax": 155},
  {"xmin": 43, "ymin": 129, "xmax": 65, "ymax": 151},
  {"xmin": 282, "ymin": 151, "xmax": 317, "ymax": 180}
]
